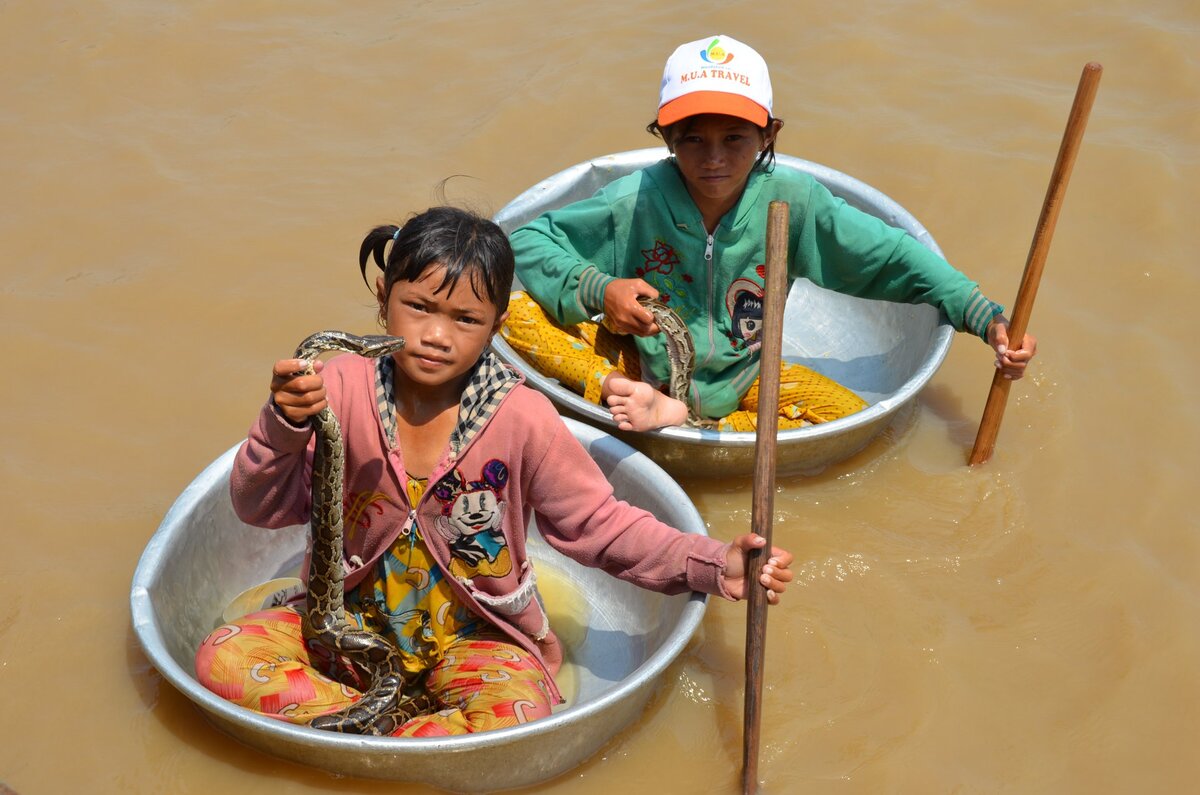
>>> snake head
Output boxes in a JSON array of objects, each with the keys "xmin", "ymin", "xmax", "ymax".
[
  {"xmin": 354, "ymin": 334, "xmax": 407, "ymax": 359},
  {"xmin": 294, "ymin": 330, "xmax": 406, "ymax": 362}
]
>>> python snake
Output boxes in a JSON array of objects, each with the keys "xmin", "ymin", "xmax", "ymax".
[
  {"xmin": 638, "ymin": 298, "xmax": 714, "ymax": 429},
  {"xmin": 294, "ymin": 330, "xmax": 434, "ymax": 735}
]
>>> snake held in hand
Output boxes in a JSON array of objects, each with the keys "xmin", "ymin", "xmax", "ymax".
[
  {"xmin": 638, "ymin": 298, "xmax": 714, "ymax": 428},
  {"xmin": 294, "ymin": 330, "xmax": 434, "ymax": 735}
]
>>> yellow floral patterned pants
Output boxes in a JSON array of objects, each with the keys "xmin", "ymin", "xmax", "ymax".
[
  {"xmin": 195, "ymin": 606, "xmax": 553, "ymax": 736},
  {"xmin": 500, "ymin": 291, "xmax": 867, "ymax": 431}
]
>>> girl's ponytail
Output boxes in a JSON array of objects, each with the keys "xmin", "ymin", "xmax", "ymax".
[{"xmin": 358, "ymin": 224, "xmax": 401, "ymax": 288}]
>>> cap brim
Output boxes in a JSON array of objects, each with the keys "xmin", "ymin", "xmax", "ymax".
[{"xmin": 658, "ymin": 91, "xmax": 769, "ymax": 127}]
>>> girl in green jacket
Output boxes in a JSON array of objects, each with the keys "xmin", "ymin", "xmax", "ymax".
[{"xmin": 503, "ymin": 34, "xmax": 1037, "ymax": 433}]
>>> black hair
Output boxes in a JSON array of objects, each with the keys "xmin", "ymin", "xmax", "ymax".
[
  {"xmin": 732, "ymin": 290, "xmax": 764, "ymax": 321},
  {"xmin": 359, "ymin": 206, "xmax": 514, "ymax": 316},
  {"xmin": 645, "ymin": 114, "xmax": 782, "ymax": 172}
]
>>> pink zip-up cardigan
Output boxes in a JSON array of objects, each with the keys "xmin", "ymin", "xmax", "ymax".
[{"xmin": 230, "ymin": 353, "xmax": 732, "ymax": 703}]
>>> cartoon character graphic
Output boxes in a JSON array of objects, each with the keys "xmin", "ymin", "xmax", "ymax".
[
  {"xmin": 431, "ymin": 459, "xmax": 513, "ymax": 579},
  {"xmin": 725, "ymin": 274, "xmax": 766, "ymax": 350}
]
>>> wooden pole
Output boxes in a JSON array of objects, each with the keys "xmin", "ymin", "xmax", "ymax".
[
  {"xmin": 742, "ymin": 201, "xmax": 790, "ymax": 794},
  {"xmin": 969, "ymin": 62, "xmax": 1102, "ymax": 466}
]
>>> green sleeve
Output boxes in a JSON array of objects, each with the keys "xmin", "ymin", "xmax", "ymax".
[
  {"xmin": 510, "ymin": 191, "xmax": 621, "ymax": 326},
  {"xmin": 790, "ymin": 178, "xmax": 1003, "ymax": 339}
]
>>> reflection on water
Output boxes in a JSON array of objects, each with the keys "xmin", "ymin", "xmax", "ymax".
[{"xmin": 2, "ymin": 0, "xmax": 1198, "ymax": 792}]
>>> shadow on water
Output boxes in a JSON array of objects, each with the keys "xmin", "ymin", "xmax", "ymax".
[
  {"xmin": 125, "ymin": 612, "xmax": 672, "ymax": 793},
  {"xmin": 676, "ymin": 397, "xmax": 924, "ymax": 496},
  {"xmin": 919, "ymin": 382, "xmax": 972, "ymax": 425},
  {"xmin": 124, "ymin": 622, "xmax": 445, "ymax": 792}
]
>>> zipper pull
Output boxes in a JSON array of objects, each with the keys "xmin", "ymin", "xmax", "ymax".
[{"xmin": 705, "ymin": 233, "xmax": 714, "ymax": 262}]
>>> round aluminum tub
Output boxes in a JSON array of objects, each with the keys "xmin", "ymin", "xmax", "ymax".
[
  {"xmin": 492, "ymin": 148, "xmax": 955, "ymax": 477},
  {"xmin": 130, "ymin": 418, "xmax": 707, "ymax": 792}
]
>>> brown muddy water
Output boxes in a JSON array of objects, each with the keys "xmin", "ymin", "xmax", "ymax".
[{"xmin": 1, "ymin": 1, "xmax": 1197, "ymax": 793}]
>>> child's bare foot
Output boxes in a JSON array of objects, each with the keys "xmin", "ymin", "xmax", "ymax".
[{"xmin": 603, "ymin": 373, "xmax": 688, "ymax": 431}]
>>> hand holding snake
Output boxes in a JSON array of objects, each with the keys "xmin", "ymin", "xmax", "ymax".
[
  {"xmin": 600, "ymin": 280, "xmax": 712, "ymax": 429},
  {"xmin": 602, "ymin": 277, "xmax": 662, "ymax": 336},
  {"xmin": 270, "ymin": 357, "xmax": 330, "ymax": 424}
]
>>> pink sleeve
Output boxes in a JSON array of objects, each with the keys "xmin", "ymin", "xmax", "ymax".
[
  {"xmin": 229, "ymin": 399, "xmax": 316, "ymax": 528},
  {"xmin": 524, "ymin": 420, "xmax": 734, "ymax": 600}
]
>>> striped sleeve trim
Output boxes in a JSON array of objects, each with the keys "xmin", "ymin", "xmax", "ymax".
[
  {"xmin": 578, "ymin": 265, "xmax": 617, "ymax": 316},
  {"xmin": 964, "ymin": 287, "xmax": 1005, "ymax": 340}
]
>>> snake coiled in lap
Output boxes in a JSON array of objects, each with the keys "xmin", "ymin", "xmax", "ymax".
[{"xmin": 295, "ymin": 330, "xmax": 435, "ymax": 735}]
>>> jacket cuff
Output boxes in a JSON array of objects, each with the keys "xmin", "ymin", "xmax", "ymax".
[
  {"xmin": 258, "ymin": 399, "xmax": 315, "ymax": 451},
  {"xmin": 577, "ymin": 265, "xmax": 617, "ymax": 316},
  {"xmin": 964, "ymin": 286, "xmax": 1005, "ymax": 341},
  {"xmin": 686, "ymin": 541, "xmax": 736, "ymax": 601}
]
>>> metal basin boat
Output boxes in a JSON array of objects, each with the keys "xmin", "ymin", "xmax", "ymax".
[
  {"xmin": 130, "ymin": 418, "xmax": 707, "ymax": 792},
  {"xmin": 492, "ymin": 148, "xmax": 955, "ymax": 477}
]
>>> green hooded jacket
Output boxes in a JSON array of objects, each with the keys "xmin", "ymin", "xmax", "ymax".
[{"xmin": 510, "ymin": 158, "xmax": 1001, "ymax": 418}]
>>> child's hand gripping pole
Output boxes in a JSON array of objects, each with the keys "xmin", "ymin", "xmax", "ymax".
[
  {"xmin": 742, "ymin": 201, "xmax": 789, "ymax": 795},
  {"xmin": 969, "ymin": 62, "xmax": 1102, "ymax": 465}
]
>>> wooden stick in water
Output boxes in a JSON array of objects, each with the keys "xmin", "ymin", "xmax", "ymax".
[
  {"xmin": 969, "ymin": 62, "xmax": 1103, "ymax": 465},
  {"xmin": 742, "ymin": 201, "xmax": 790, "ymax": 794}
]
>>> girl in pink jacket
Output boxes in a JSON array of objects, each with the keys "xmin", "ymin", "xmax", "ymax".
[{"xmin": 195, "ymin": 206, "xmax": 794, "ymax": 737}]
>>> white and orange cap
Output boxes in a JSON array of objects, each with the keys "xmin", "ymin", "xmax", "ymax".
[{"xmin": 657, "ymin": 35, "xmax": 773, "ymax": 127}]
